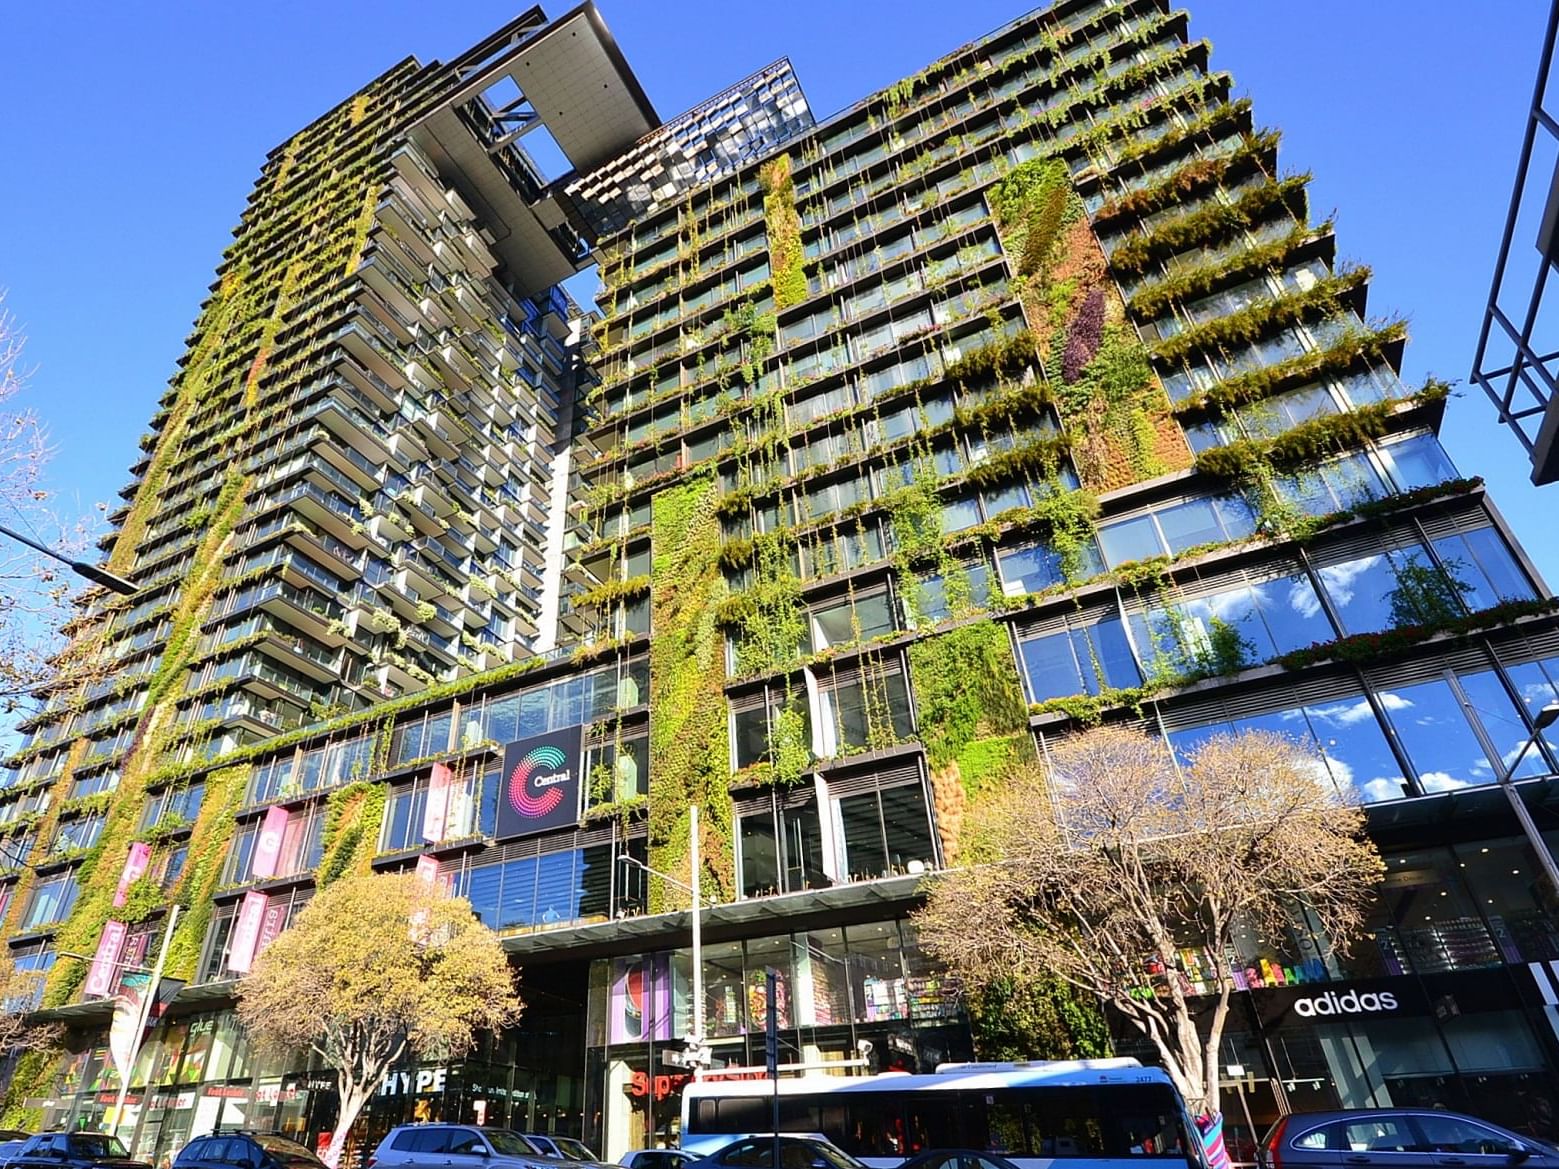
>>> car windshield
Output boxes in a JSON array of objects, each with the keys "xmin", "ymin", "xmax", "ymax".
[
  {"xmin": 552, "ymin": 1140, "xmax": 595, "ymax": 1162},
  {"xmin": 486, "ymin": 1133, "xmax": 542, "ymax": 1158},
  {"xmin": 72, "ymin": 1136, "xmax": 129, "ymax": 1159},
  {"xmin": 254, "ymin": 1136, "xmax": 321, "ymax": 1164}
]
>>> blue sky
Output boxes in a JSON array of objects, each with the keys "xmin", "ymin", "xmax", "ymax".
[{"xmin": 0, "ymin": 0, "xmax": 1552, "ymax": 584}]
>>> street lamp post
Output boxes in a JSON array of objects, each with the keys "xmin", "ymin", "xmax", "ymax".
[
  {"xmin": 0, "ymin": 522, "xmax": 138, "ymax": 596},
  {"xmin": 618, "ymin": 806, "xmax": 710, "ymax": 1075},
  {"xmin": 59, "ymin": 906, "xmax": 180, "ymax": 1140},
  {"xmin": 1494, "ymin": 701, "xmax": 1559, "ymax": 897}
]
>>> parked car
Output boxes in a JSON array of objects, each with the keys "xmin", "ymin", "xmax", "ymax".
[
  {"xmin": 6, "ymin": 1133, "xmax": 149, "ymax": 1169},
  {"xmin": 0, "ymin": 1131, "xmax": 33, "ymax": 1168},
  {"xmin": 686, "ymin": 1136, "xmax": 866, "ymax": 1169},
  {"xmin": 519, "ymin": 1136, "xmax": 610, "ymax": 1166},
  {"xmin": 898, "ymin": 1152, "xmax": 1021, "ymax": 1169},
  {"xmin": 173, "ymin": 1133, "xmax": 325, "ymax": 1169},
  {"xmin": 367, "ymin": 1125, "xmax": 568, "ymax": 1169},
  {"xmin": 619, "ymin": 1152, "xmax": 694, "ymax": 1169},
  {"xmin": 1260, "ymin": 1110, "xmax": 1559, "ymax": 1169}
]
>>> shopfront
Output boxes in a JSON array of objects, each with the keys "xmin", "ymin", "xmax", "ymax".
[
  {"xmin": 582, "ymin": 916, "xmax": 970, "ymax": 1159},
  {"xmin": 1113, "ymin": 825, "xmax": 1559, "ymax": 1164},
  {"xmin": 36, "ymin": 967, "xmax": 590, "ymax": 1169}
]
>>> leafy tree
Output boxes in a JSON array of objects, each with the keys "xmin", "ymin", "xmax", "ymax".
[
  {"xmin": 915, "ymin": 725, "xmax": 1383, "ymax": 1114},
  {"xmin": 235, "ymin": 873, "xmax": 521, "ymax": 1167}
]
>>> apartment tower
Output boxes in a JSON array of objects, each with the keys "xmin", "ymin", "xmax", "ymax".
[{"xmin": 4, "ymin": 0, "xmax": 1559, "ymax": 1160}]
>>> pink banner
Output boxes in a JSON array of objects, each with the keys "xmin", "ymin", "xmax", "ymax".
[
  {"xmin": 414, "ymin": 854, "xmax": 442, "ymax": 888},
  {"xmin": 84, "ymin": 920, "xmax": 128, "ymax": 998},
  {"xmin": 113, "ymin": 843, "xmax": 152, "ymax": 909},
  {"xmin": 227, "ymin": 891, "xmax": 269, "ymax": 974},
  {"xmin": 250, "ymin": 805, "xmax": 291, "ymax": 880},
  {"xmin": 422, "ymin": 763, "xmax": 453, "ymax": 843},
  {"xmin": 255, "ymin": 899, "xmax": 289, "ymax": 958}
]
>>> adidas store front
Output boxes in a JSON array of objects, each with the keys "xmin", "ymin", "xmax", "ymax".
[{"xmin": 1118, "ymin": 803, "xmax": 1559, "ymax": 1164}]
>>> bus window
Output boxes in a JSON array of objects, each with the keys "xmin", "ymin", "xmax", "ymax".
[
  {"xmin": 777, "ymin": 1098, "xmax": 822, "ymax": 1132},
  {"xmin": 904, "ymin": 1095, "xmax": 962, "ymax": 1153},
  {"xmin": 984, "ymin": 1092, "xmax": 1026, "ymax": 1155},
  {"xmin": 716, "ymin": 1097, "xmax": 770, "ymax": 1132},
  {"xmin": 1102, "ymin": 1085, "xmax": 1191, "ymax": 1158},
  {"xmin": 1026, "ymin": 1087, "xmax": 1105, "ymax": 1157},
  {"xmin": 841, "ymin": 1096, "xmax": 907, "ymax": 1158}
]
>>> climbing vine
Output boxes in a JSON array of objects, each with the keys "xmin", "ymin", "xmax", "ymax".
[
  {"xmin": 318, "ymin": 781, "xmax": 388, "ymax": 885},
  {"xmin": 647, "ymin": 473, "xmax": 735, "ymax": 908},
  {"xmin": 759, "ymin": 154, "xmax": 809, "ymax": 309},
  {"xmin": 907, "ymin": 623, "xmax": 1033, "ymax": 862}
]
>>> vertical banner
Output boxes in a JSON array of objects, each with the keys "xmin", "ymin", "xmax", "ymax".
[
  {"xmin": 84, "ymin": 920, "xmax": 129, "ymax": 999},
  {"xmin": 109, "ymin": 971, "xmax": 153, "ymax": 1086},
  {"xmin": 114, "ymin": 843, "xmax": 152, "ymax": 909},
  {"xmin": 496, "ymin": 726, "xmax": 583, "ymax": 840},
  {"xmin": 414, "ymin": 854, "xmax": 443, "ymax": 889},
  {"xmin": 422, "ymin": 763, "xmax": 453, "ymax": 843},
  {"xmin": 227, "ymin": 891, "xmax": 270, "ymax": 974},
  {"xmin": 250, "ymin": 805, "xmax": 291, "ymax": 880},
  {"xmin": 608, "ymin": 955, "xmax": 672, "ymax": 1044},
  {"xmin": 255, "ymin": 899, "xmax": 289, "ymax": 959}
]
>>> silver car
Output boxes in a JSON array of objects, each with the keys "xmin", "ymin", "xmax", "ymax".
[{"xmin": 367, "ymin": 1126, "xmax": 570, "ymax": 1169}]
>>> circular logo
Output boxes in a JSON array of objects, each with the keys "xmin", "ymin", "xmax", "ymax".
[{"xmin": 507, "ymin": 744, "xmax": 569, "ymax": 818}]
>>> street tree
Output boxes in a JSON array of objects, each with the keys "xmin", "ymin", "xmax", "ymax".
[
  {"xmin": 0, "ymin": 949, "xmax": 61, "ymax": 1055},
  {"xmin": 915, "ymin": 725, "xmax": 1384, "ymax": 1115},
  {"xmin": 235, "ymin": 872, "xmax": 521, "ymax": 1167}
]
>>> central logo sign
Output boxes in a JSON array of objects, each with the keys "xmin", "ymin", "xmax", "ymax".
[
  {"xmin": 508, "ymin": 744, "xmax": 570, "ymax": 818},
  {"xmin": 496, "ymin": 726, "xmax": 583, "ymax": 840}
]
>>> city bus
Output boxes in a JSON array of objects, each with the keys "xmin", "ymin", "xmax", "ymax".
[{"xmin": 680, "ymin": 1060, "xmax": 1209, "ymax": 1169}]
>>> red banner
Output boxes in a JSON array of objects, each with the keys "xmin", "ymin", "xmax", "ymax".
[
  {"xmin": 84, "ymin": 920, "xmax": 128, "ymax": 998},
  {"xmin": 227, "ymin": 891, "xmax": 269, "ymax": 974},
  {"xmin": 113, "ymin": 843, "xmax": 151, "ymax": 909}
]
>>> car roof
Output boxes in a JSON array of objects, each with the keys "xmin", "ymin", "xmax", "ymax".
[{"xmin": 1281, "ymin": 1110, "xmax": 1514, "ymax": 1133}]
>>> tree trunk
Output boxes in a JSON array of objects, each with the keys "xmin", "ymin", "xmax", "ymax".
[{"xmin": 323, "ymin": 1081, "xmax": 373, "ymax": 1169}]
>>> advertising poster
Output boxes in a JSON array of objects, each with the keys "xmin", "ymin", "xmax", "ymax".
[
  {"xmin": 109, "ymin": 971, "xmax": 153, "ymax": 1086},
  {"xmin": 250, "ymin": 805, "xmax": 291, "ymax": 880},
  {"xmin": 422, "ymin": 762, "xmax": 454, "ymax": 842},
  {"xmin": 226, "ymin": 890, "xmax": 270, "ymax": 974},
  {"xmin": 608, "ymin": 955, "xmax": 673, "ymax": 1044},
  {"xmin": 114, "ymin": 843, "xmax": 152, "ymax": 909}
]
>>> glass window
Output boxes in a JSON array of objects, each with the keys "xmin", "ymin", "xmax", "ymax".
[
  {"xmin": 1248, "ymin": 572, "xmax": 1335, "ymax": 653},
  {"xmin": 1293, "ymin": 694, "xmax": 1411, "ymax": 804},
  {"xmin": 1433, "ymin": 528, "xmax": 1534, "ymax": 611},
  {"xmin": 1379, "ymin": 433, "xmax": 1459, "ymax": 491},
  {"xmin": 1458, "ymin": 668, "xmax": 1547, "ymax": 780},
  {"xmin": 1377, "ymin": 676, "xmax": 1499, "ymax": 794},
  {"xmin": 1412, "ymin": 1115, "xmax": 1523, "ymax": 1156},
  {"xmin": 740, "ymin": 810, "xmax": 780, "ymax": 899},
  {"xmin": 1317, "ymin": 547, "xmax": 1442, "ymax": 635},
  {"xmin": 1098, "ymin": 514, "xmax": 1162, "ymax": 567},
  {"xmin": 23, "ymin": 871, "xmax": 79, "ymax": 929}
]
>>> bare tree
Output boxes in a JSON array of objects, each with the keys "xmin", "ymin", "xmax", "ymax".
[
  {"xmin": 236, "ymin": 873, "xmax": 522, "ymax": 1168},
  {"xmin": 0, "ymin": 292, "xmax": 105, "ymax": 719},
  {"xmin": 0, "ymin": 949, "xmax": 62, "ymax": 1055},
  {"xmin": 915, "ymin": 725, "xmax": 1384, "ymax": 1115}
]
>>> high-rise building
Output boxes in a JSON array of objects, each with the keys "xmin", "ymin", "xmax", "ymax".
[{"xmin": 7, "ymin": 0, "xmax": 1559, "ymax": 1159}]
